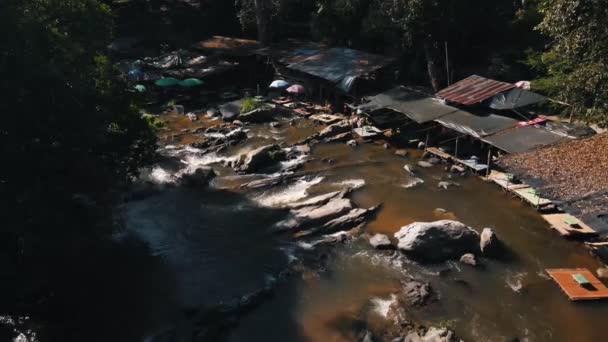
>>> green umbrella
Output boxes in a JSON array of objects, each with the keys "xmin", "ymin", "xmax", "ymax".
[
  {"xmin": 178, "ymin": 78, "xmax": 204, "ymax": 87},
  {"xmin": 154, "ymin": 77, "xmax": 179, "ymax": 87},
  {"xmin": 134, "ymin": 84, "xmax": 147, "ymax": 93}
]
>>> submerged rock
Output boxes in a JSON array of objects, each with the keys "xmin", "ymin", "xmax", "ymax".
[
  {"xmin": 395, "ymin": 149, "xmax": 409, "ymax": 157},
  {"xmin": 369, "ymin": 234, "xmax": 393, "ymax": 249},
  {"xmin": 179, "ymin": 168, "xmax": 216, "ymax": 188},
  {"xmin": 399, "ymin": 278, "xmax": 434, "ymax": 306},
  {"xmin": 417, "ymin": 161, "xmax": 433, "ymax": 168},
  {"xmin": 597, "ymin": 267, "xmax": 608, "ymax": 279},
  {"xmin": 394, "ymin": 220, "xmax": 480, "ymax": 262},
  {"xmin": 347, "ymin": 139, "xmax": 358, "ymax": 147},
  {"xmin": 459, "ymin": 253, "xmax": 477, "ymax": 266},
  {"xmin": 480, "ymin": 227, "xmax": 502, "ymax": 257},
  {"xmin": 438, "ymin": 181, "xmax": 460, "ymax": 190}
]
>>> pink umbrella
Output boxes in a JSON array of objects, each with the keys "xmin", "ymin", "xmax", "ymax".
[{"xmin": 286, "ymin": 84, "xmax": 305, "ymax": 94}]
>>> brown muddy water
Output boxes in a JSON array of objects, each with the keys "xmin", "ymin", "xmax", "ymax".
[{"xmin": 118, "ymin": 113, "xmax": 607, "ymax": 342}]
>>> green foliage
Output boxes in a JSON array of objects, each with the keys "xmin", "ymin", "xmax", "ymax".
[
  {"xmin": 532, "ymin": 0, "xmax": 608, "ymax": 127},
  {"xmin": 0, "ymin": 0, "xmax": 157, "ymax": 238},
  {"xmin": 142, "ymin": 114, "xmax": 165, "ymax": 129},
  {"xmin": 240, "ymin": 97, "xmax": 264, "ymax": 113}
]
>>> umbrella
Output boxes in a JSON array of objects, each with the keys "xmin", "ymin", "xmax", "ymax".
[
  {"xmin": 179, "ymin": 78, "xmax": 204, "ymax": 87},
  {"xmin": 128, "ymin": 68, "xmax": 143, "ymax": 76},
  {"xmin": 154, "ymin": 77, "xmax": 179, "ymax": 87},
  {"xmin": 287, "ymin": 84, "xmax": 305, "ymax": 94},
  {"xmin": 134, "ymin": 84, "xmax": 147, "ymax": 93},
  {"xmin": 269, "ymin": 80, "xmax": 290, "ymax": 88}
]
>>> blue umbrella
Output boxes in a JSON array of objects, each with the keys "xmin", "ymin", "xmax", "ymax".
[{"xmin": 269, "ymin": 80, "xmax": 290, "ymax": 88}]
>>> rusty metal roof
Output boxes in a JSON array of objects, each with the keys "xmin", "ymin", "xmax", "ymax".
[{"xmin": 436, "ymin": 75, "xmax": 515, "ymax": 105}]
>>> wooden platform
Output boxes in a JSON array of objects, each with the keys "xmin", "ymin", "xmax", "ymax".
[
  {"xmin": 542, "ymin": 213, "xmax": 598, "ymax": 238},
  {"xmin": 486, "ymin": 170, "xmax": 530, "ymax": 191},
  {"xmin": 546, "ymin": 268, "xmax": 608, "ymax": 301},
  {"xmin": 512, "ymin": 187, "xmax": 552, "ymax": 208},
  {"xmin": 425, "ymin": 147, "xmax": 488, "ymax": 172}
]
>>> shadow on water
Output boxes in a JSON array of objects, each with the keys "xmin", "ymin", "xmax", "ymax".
[{"xmin": 118, "ymin": 185, "xmax": 297, "ymax": 341}]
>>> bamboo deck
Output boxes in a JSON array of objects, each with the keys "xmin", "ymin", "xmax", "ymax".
[
  {"xmin": 541, "ymin": 213, "xmax": 598, "ymax": 238},
  {"xmin": 546, "ymin": 268, "xmax": 608, "ymax": 301}
]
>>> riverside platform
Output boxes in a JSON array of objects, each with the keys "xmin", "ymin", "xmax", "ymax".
[{"xmin": 546, "ymin": 268, "xmax": 608, "ymax": 301}]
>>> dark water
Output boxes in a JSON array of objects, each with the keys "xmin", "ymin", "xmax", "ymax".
[{"xmin": 108, "ymin": 115, "xmax": 608, "ymax": 342}]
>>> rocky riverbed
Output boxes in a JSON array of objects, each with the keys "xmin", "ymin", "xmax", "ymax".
[{"xmin": 113, "ymin": 107, "xmax": 608, "ymax": 342}]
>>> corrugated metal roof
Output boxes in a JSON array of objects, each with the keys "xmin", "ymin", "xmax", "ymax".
[
  {"xmin": 482, "ymin": 125, "xmax": 567, "ymax": 153},
  {"xmin": 436, "ymin": 75, "xmax": 515, "ymax": 105},
  {"xmin": 435, "ymin": 110, "xmax": 519, "ymax": 138},
  {"xmin": 357, "ymin": 87, "xmax": 459, "ymax": 123}
]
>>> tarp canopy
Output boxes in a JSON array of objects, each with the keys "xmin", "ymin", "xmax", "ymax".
[
  {"xmin": 357, "ymin": 87, "xmax": 459, "ymax": 123},
  {"xmin": 489, "ymin": 88, "xmax": 546, "ymax": 110},
  {"xmin": 287, "ymin": 47, "xmax": 393, "ymax": 89},
  {"xmin": 435, "ymin": 110, "xmax": 519, "ymax": 138},
  {"xmin": 482, "ymin": 125, "xmax": 566, "ymax": 153}
]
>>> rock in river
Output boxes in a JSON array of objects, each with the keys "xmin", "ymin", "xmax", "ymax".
[
  {"xmin": 480, "ymin": 227, "xmax": 502, "ymax": 257},
  {"xmin": 394, "ymin": 220, "xmax": 480, "ymax": 262},
  {"xmin": 276, "ymin": 198, "xmax": 354, "ymax": 231},
  {"xmin": 417, "ymin": 160, "xmax": 434, "ymax": 168},
  {"xmin": 233, "ymin": 144, "xmax": 284, "ymax": 173},
  {"xmin": 369, "ymin": 234, "xmax": 393, "ymax": 249},
  {"xmin": 179, "ymin": 168, "xmax": 216, "ymax": 188},
  {"xmin": 459, "ymin": 253, "xmax": 477, "ymax": 266}
]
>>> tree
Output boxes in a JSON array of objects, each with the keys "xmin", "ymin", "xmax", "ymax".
[
  {"xmin": 533, "ymin": 0, "xmax": 608, "ymax": 127},
  {"xmin": 236, "ymin": 0, "xmax": 277, "ymax": 44},
  {"xmin": 0, "ymin": 0, "xmax": 156, "ymax": 260}
]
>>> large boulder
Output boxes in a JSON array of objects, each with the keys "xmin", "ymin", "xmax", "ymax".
[
  {"xmin": 480, "ymin": 227, "xmax": 502, "ymax": 257},
  {"xmin": 394, "ymin": 220, "xmax": 480, "ymax": 262},
  {"xmin": 233, "ymin": 144, "xmax": 284, "ymax": 173}
]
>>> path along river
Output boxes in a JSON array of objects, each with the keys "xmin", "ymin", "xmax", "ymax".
[{"xmin": 113, "ymin": 112, "xmax": 607, "ymax": 342}]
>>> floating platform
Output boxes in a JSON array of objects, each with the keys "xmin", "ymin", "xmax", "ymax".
[
  {"xmin": 542, "ymin": 213, "xmax": 598, "ymax": 238},
  {"xmin": 546, "ymin": 268, "xmax": 608, "ymax": 301}
]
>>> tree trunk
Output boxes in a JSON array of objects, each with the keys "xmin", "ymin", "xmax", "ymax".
[
  {"xmin": 254, "ymin": 0, "xmax": 271, "ymax": 45},
  {"xmin": 423, "ymin": 40, "xmax": 442, "ymax": 92}
]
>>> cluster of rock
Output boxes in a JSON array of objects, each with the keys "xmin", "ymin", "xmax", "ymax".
[
  {"xmin": 362, "ymin": 276, "xmax": 462, "ymax": 342},
  {"xmin": 367, "ymin": 220, "xmax": 503, "ymax": 265},
  {"xmin": 189, "ymin": 125, "xmax": 247, "ymax": 153},
  {"xmin": 274, "ymin": 189, "xmax": 380, "ymax": 238}
]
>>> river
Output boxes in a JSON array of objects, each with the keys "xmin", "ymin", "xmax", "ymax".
[{"xmin": 111, "ymin": 111, "xmax": 607, "ymax": 342}]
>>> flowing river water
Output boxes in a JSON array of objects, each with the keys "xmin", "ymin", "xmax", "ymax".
[{"xmin": 114, "ymin": 112, "xmax": 607, "ymax": 342}]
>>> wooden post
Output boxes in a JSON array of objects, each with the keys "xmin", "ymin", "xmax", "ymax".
[
  {"xmin": 454, "ymin": 137, "xmax": 459, "ymax": 159},
  {"xmin": 425, "ymin": 130, "xmax": 430, "ymax": 149},
  {"xmin": 486, "ymin": 147, "xmax": 492, "ymax": 177}
]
